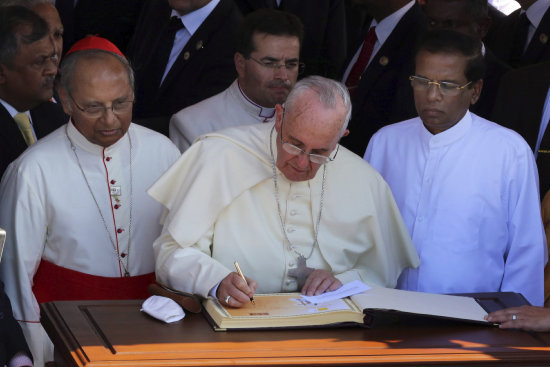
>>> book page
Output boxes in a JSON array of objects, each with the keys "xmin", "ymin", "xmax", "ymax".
[
  {"xmin": 223, "ymin": 294, "xmax": 355, "ymax": 318},
  {"xmin": 351, "ymin": 287, "xmax": 489, "ymax": 322}
]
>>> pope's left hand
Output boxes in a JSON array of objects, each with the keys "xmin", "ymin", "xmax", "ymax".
[{"xmin": 301, "ymin": 269, "xmax": 342, "ymax": 296}]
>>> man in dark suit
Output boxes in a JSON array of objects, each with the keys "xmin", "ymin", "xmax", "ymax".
[
  {"xmin": 340, "ymin": 0, "xmax": 426, "ymax": 156},
  {"xmin": 492, "ymin": 60, "xmax": 550, "ymax": 198},
  {"xmin": 0, "ymin": 6, "xmax": 67, "ymax": 178},
  {"xmin": 422, "ymin": 0, "xmax": 510, "ymax": 120},
  {"xmin": 0, "ymin": 280, "xmax": 32, "ymax": 367},
  {"xmin": 233, "ymin": 0, "xmax": 346, "ymax": 79},
  {"xmin": 127, "ymin": 0, "xmax": 242, "ymax": 136},
  {"xmin": 486, "ymin": 0, "xmax": 550, "ymax": 68}
]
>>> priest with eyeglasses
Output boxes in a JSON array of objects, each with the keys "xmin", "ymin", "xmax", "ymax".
[
  {"xmin": 0, "ymin": 36, "xmax": 180, "ymax": 366},
  {"xmin": 365, "ymin": 29, "xmax": 545, "ymax": 307},
  {"xmin": 149, "ymin": 75, "xmax": 419, "ymax": 309}
]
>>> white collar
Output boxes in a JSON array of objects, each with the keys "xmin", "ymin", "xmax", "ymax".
[
  {"xmin": 171, "ymin": 0, "xmax": 220, "ymax": 36},
  {"xmin": 66, "ymin": 119, "xmax": 129, "ymax": 155},
  {"xmin": 420, "ymin": 110, "xmax": 473, "ymax": 147},
  {"xmin": 0, "ymin": 98, "xmax": 28, "ymax": 118},
  {"xmin": 525, "ymin": 0, "xmax": 550, "ymax": 28},
  {"xmin": 371, "ymin": 1, "xmax": 415, "ymax": 46},
  {"xmin": 236, "ymin": 80, "xmax": 276, "ymax": 121}
]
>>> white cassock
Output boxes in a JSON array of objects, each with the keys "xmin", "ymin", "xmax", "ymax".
[
  {"xmin": 149, "ymin": 122, "xmax": 420, "ymax": 297},
  {"xmin": 169, "ymin": 79, "xmax": 276, "ymax": 152},
  {"xmin": 0, "ymin": 122, "xmax": 180, "ymax": 367},
  {"xmin": 365, "ymin": 111, "xmax": 547, "ymax": 306}
]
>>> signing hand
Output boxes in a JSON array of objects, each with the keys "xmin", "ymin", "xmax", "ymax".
[
  {"xmin": 485, "ymin": 305, "xmax": 550, "ymax": 332},
  {"xmin": 301, "ymin": 269, "xmax": 342, "ymax": 296},
  {"xmin": 217, "ymin": 272, "xmax": 257, "ymax": 308}
]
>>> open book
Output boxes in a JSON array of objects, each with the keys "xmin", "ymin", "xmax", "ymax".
[{"xmin": 203, "ymin": 286, "xmax": 529, "ymax": 331}]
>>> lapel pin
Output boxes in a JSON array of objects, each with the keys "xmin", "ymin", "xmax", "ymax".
[
  {"xmin": 540, "ymin": 33, "xmax": 548, "ymax": 44},
  {"xmin": 379, "ymin": 56, "xmax": 389, "ymax": 66},
  {"xmin": 183, "ymin": 51, "xmax": 190, "ymax": 60},
  {"xmin": 196, "ymin": 40, "xmax": 204, "ymax": 50}
]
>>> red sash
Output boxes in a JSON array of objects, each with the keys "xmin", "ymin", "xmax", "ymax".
[{"xmin": 32, "ymin": 260, "xmax": 155, "ymax": 303}]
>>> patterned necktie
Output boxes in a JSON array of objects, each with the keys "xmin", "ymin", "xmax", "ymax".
[
  {"xmin": 13, "ymin": 112, "xmax": 36, "ymax": 146},
  {"xmin": 345, "ymin": 27, "xmax": 377, "ymax": 95}
]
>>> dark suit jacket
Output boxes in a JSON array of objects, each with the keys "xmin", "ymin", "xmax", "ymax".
[
  {"xmin": 491, "ymin": 60, "xmax": 550, "ymax": 195},
  {"xmin": 487, "ymin": 6, "xmax": 550, "ymax": 68},
  {"xmin": 470, "ymin": 48, "xmax": 511, "ymax": 120},
  {"xmin": 233, "ymin": 0, "xmax": 347, "ymax": 79},
  {"xmin": 127, "ymin": 0, "xmax": 241, "ymax": 136},
  {"xmin": 341, "ymin": 3, "xmax": 426, "ymax": 156},
  {"xmin": 0, "ymin": 101, "xmax": 67, "ymax": 179},
  {"xmin": 0, "ymin": 280, "xmax": 32, "ymax": 366}
]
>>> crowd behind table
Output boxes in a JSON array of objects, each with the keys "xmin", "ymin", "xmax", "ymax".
[{"xmin": 1, "ymin": 0, "xmax": 550, "ymax": 366}]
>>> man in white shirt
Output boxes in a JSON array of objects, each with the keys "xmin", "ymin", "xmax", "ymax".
[
  {"xmin": 365, "ymin": 29, "xmax": 546, "ymax": 306},
  {"xmin": 169, "ymin": 9, "xmax": 303, "ymax": 152},
  {"xmin": 0, "ymin": 36, "xmax": 180, "ymax": 367},
  {"xmin": 150, "ymin": 75, "xmax": 419, "ymax": 309}
]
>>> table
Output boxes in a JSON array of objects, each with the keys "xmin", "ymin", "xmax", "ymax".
[{"xmin": 41, "ymin": 300, "xmax": 550, "ymax": 366}]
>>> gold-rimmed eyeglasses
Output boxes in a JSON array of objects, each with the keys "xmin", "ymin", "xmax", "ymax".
[
  {"xmin": 249, "ymin": 57, "xmax": 305, "ymax": 75},
  {"xmin": 69, "ymin": 93, "xmax": 134, "ymax": 118},
  {"xmin": 279, "ymin": 112, "xmax": 339, "ymax": 165},
  {"xmin": 409, "ymin": 75, "xmax": 472, "ymax": 96}
]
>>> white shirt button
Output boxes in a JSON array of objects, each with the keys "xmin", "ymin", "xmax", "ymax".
[
  {"xmin": 418, "ymin": 216, "xmax": 424, "ymax": 222},
  {"xmin": 287, "ymin": 227, "xmax": 295, "ymax": 233},
  {"xmin": 290, "ymin": 210, "xmax": 297, "ymax": 216}
]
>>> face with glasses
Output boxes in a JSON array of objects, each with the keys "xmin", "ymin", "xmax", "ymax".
[
  {"xmin": 59, "ymin": 54, "xmax": 134, "ymax": 147},
  {"xmin": 274, "ymin": 91, "xmax": 347, "ymax": 182},
  {"xmin": 412, "ymin": 50, "xmax": 481, "ymax": 134},
  {"xmin": 0, "ymin": 26, "xmax": 57, "ymax": 111},
  {"xmin": 235, "ymin": 32, "xmax": 300, "ymax": 108}
]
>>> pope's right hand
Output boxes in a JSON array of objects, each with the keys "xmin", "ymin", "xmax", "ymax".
[{"xmin": 216, "ymin": 272, "xmax": 258, "ymax": 308}]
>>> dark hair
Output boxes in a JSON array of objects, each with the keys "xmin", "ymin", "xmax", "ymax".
[
  {"xmin": 234, "ymin": 8, "xmax": 304, "ymax": 58},
  {"xmin": 415, "ymin": 29, "xmax": 486, "ymax": 84},
  {"xmin": 0, "ymin": 5, "xmax": 48, "ymax": 67}
]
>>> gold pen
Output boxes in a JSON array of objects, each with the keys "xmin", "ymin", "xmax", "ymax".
[{"xmin": 234, "ymin": 261, "xmax": 255, "ymax": 305}]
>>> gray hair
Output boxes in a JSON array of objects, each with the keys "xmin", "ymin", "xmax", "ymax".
[
  {"xmin": 58, "ymin": 49, "xmax": 135, "ymax": 95},
  {"xmin": 0, "ymin": 5, "xmax": 48, "ymax": 67},
  {"xmin": 285, "ymin": 75, "xmax": 352, "ymax": 138}
]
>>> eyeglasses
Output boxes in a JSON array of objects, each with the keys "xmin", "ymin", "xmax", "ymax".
[
  {"xmin": 69, "ymin": 93, "xmax": 134, "ymax": 118},
  {"xmin": 279, "ymin": 113, "xmax": 339, "ymax": 165},
  {"xmin": 249, "ymin": 57, "xmax": 305, "ymax": 75},
  {"xmin": 409, "ymin": 75, "xmax": 472, "ymax": 96}
]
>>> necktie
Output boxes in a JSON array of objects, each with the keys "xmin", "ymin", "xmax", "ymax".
[
  {"xmin": 13, "ymin": 113, "xmax": 36, "ymax": 146},
  {"xmin": 510, "ymin": 12, "xmax": 530, "ymax": 67},
  {"xmin": 537, "ymin": 122, "xmax": 550, "ymax": 199},
  {"xmin": 345, "ymin": 27, "xmax": 377, "ymax": 94},
  {"xmin": 150, "ymin": 16, "xmax": 185, "ymax": 89}
]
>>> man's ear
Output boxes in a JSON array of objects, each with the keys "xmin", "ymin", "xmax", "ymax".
[
  {"xmin": 342, "ymin": 129, "xmax": 350, "ymax": 137},
  {"xmin": 470, "ymin": 79, "xmax": 483, "ymax": 105},
  {"xmin": 275, "ymin": 104, "xmax": 284, "ymax": 132},
  {"xmin": 57, "ymin": 85, "xmax": 72, "ymax": 115},
  {"xmin": 234, "ymin": 52, "xmax": 246, "ymax": 79}
]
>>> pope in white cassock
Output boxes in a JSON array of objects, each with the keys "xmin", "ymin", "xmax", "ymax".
[
  {"xmin": 0, "ymin": 36, "xmax": 180, "ymax": 366},
  {"xmin": 365, "ymin": 30, "xmax": 547, "ymax": 307},
  {"xmin": 149, "ymin": 75, "xmax": 420, "ymax": 308}
]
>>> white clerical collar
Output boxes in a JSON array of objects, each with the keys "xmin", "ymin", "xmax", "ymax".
[
  {"xmin": 67, "ymin": 119, "xmax": 129, "ymax": 155},
  {"xmin": 171, "ymin": 0, "xmax": 220, "ymax": 36},
  {"xmin": 236, "ymin": 80, "xmax": 276, "ymax": 121},
  {"xmin": 371, "ymin": 0, "xmax": 415, "ymax": 46},
  {"xmin": 421, "ymin": 110, "xmax": 473, "ymax": 147}
]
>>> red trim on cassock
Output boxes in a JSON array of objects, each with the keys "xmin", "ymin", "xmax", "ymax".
[{"xmin": 32, "ymin": 260, "xmax": 155, "ymax": 303}]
